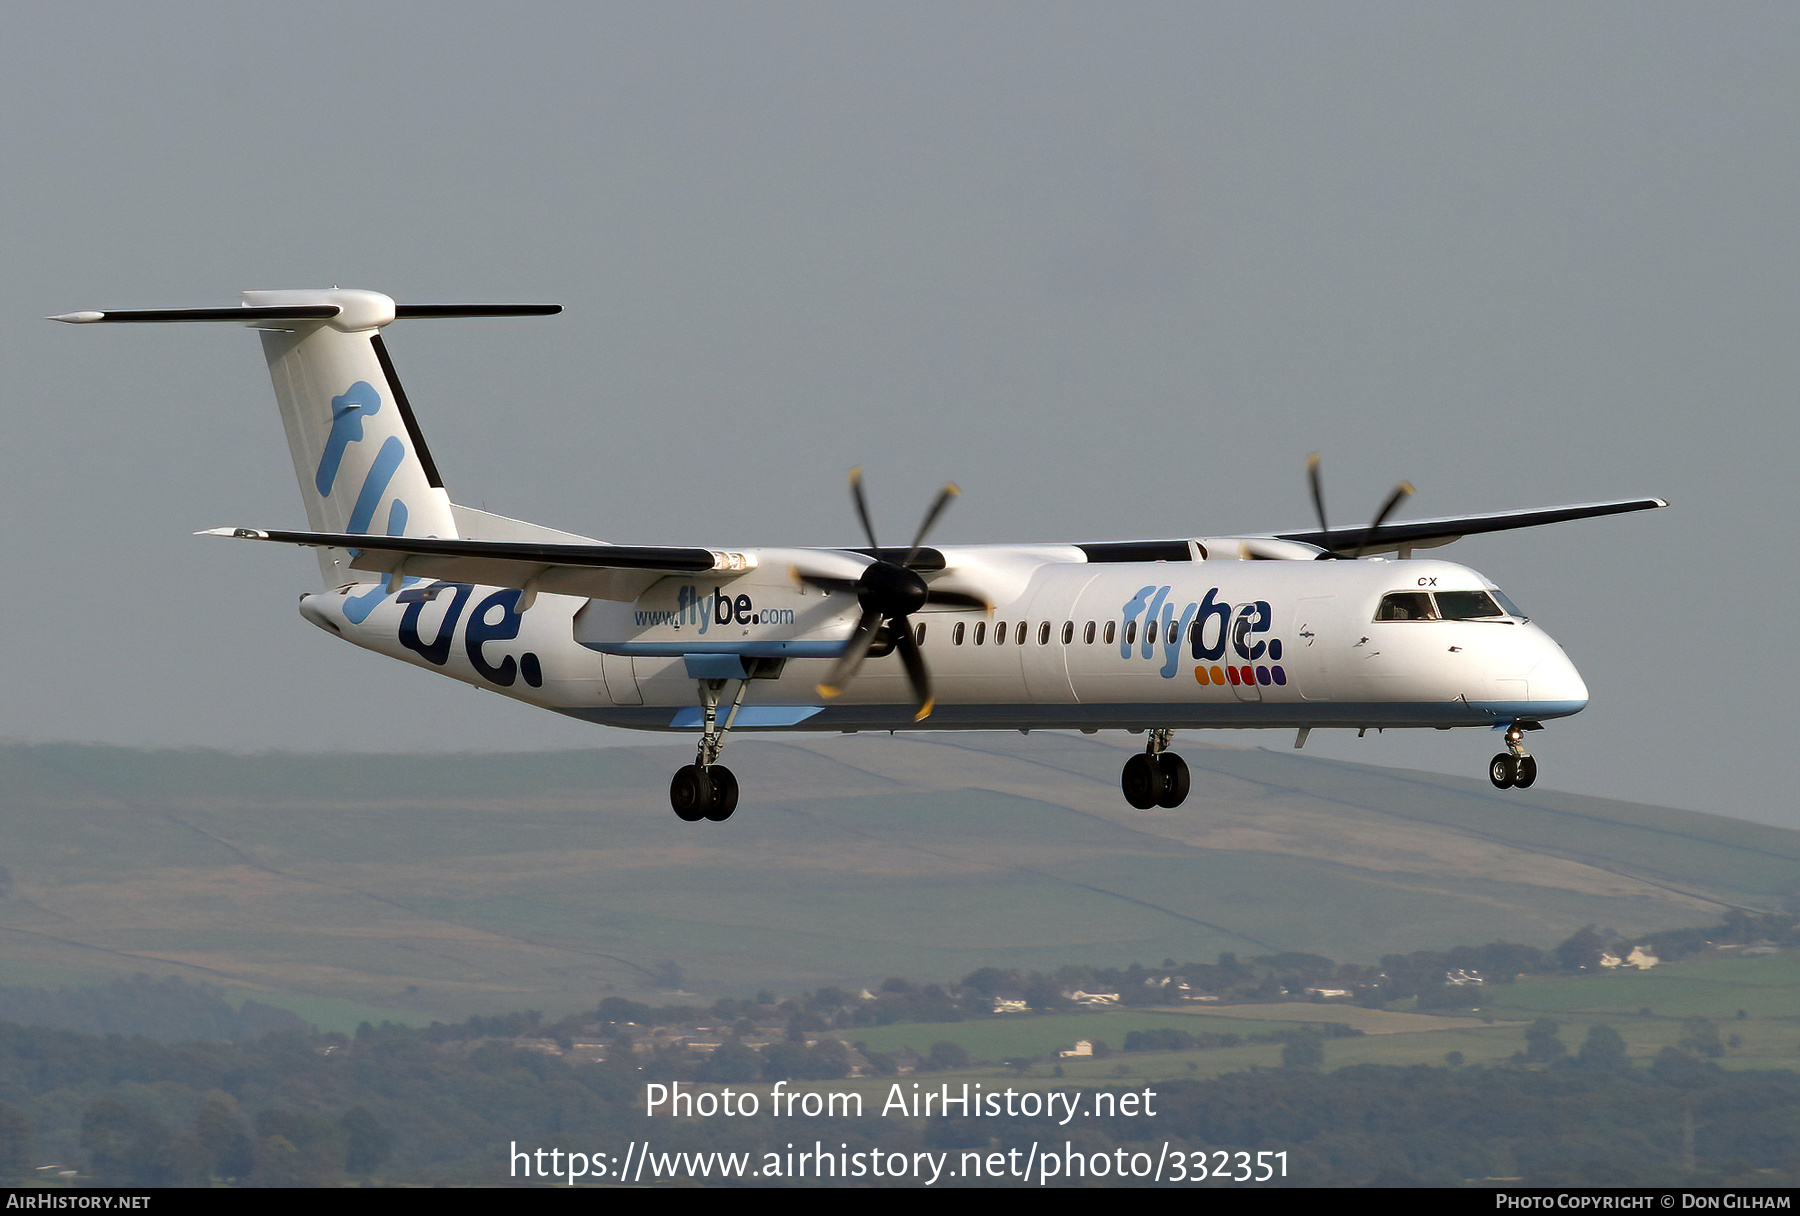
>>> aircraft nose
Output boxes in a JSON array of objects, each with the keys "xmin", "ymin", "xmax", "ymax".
[{"xmin": 1527, "ymin": 637, "xmax": 1589, "ymax": 716}]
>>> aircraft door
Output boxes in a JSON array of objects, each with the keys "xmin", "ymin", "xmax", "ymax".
[{"xmin": 1292, "ymin": 596, "xmax": 1335, "ymax": 701}]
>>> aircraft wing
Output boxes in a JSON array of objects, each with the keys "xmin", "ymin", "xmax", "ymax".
[
  {"xmin": 206, "ymin": 495, "xmax": 1667, "ymax": 602},
  {"xmin": 1267, "ymin": 497, "xmax": 1668, "ymax": 557}
]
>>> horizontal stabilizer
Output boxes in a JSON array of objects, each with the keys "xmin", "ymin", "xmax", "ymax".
[
  {"xmin": 51, "ymin": 303, "xmax": 560, "ymax": 325},
  {"xmin": 393, "ymin": 304, "xmax": 563, "ymax": 319},
  {"xmin": 202, "ymin": 527, "xmax": 748, "ymax": 573},
  {"xmin": 51, "ymin": 306, "xmax": 342, "ymax": 324},
  {"xmin": 202, "ymin": 527, "xmax": 755, "ymax": 604}
]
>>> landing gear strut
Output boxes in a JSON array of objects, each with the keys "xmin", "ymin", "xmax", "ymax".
[
  {"xmin": 1488, "ymin": 724, "xmax": 1538, "ymax": 790},
  {"xmin": 1122, "ymin": 730, "xmax": 1190, "ymax": 809},
  {"xmin": 670, "ymin": 678, "xmax": 746, "ymax": 822}
]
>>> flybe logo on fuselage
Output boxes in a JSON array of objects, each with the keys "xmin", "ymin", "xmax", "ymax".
[
  {"xmin": 1121, "ymin": 586, "xmax": 1288, "ymax": 687},
  {"xmin": 633, "ymin": 585, "xmax": 796, "ymax": 633}
]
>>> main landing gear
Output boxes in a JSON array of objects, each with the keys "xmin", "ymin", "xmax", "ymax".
[
  {"xmin": 1488, "ymin": 723, "xmax": 1539, "ymax": 790},
  {"xmin": 671, "ymin": 763, "xmax": 738, "ymax": 822},
  {"xmin": 1121, "ymin": 730, "xmax": 1191, "ymax": 809},
  {"xmin": 670, "ymin": 678, "xmax": 745, "ymax": 822}
]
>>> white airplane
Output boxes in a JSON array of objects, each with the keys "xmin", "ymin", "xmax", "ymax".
[{"xmin": 58, "ymin": 289, "xmax": 1665, "ymax": 822}]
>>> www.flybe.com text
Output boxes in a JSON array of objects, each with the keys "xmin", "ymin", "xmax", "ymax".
[{"xmin": 633, "ymin": 585, "xmax": 794, "ymax": 631}]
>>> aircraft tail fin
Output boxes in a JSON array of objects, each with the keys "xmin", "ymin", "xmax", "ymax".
[{"xmin": 55, "ymin": 290, "xmax": 560, "ymax": 585}]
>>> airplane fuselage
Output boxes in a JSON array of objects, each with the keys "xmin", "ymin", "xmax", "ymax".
[{"xmin": 299, "ymin": 550, "xmax": 1586, "ymax": 735}]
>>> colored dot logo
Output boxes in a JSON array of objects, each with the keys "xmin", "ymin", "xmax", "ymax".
[{"xmin": 1196, "ymin": 664, "xmax": 1285, "ymax": 687}]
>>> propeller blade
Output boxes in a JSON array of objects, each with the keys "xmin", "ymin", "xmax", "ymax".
[
  {"xmin": 816, "ymin": 609, "xmax": 883, "ymax": 699},
  {"xmin": 1306, "ymin": 454, "xmax": 1417, "ymax": 558},
  {"xmin": 903, "ymin": 483, "xmax": 960, "ymax": 569},
  {"xmin": 1356, "ymin": 481, "xmax": 1415, "ymax": 555},
  {"xmin": 1370, "ymin": 481, "xmax": 1415, "ymax": 533},
  {"xmin": 1306, "ymin": 453, "xmax": 1329, "ymax": 534},
  {"xmin": 891, "ymin": 617, "xmax": 934, "ymax": 721},
  {"xmin": 849, "ymin": 467, "xmax": 880, "ymax": 552},
  {"xmin": 822, "ymin": 468, "xmax": 959, "ymax": 711}
]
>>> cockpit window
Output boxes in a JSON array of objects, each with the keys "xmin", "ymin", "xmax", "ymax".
[
  {"xmin": 1376, "ymin": 588, "xmax": 1522, "ymax": 622},
  {"xmin": 1436, "ymin": 590, "xmax": 1505, "ymax": 620},
  {"xmin": 1489, "ymin": 589, "xmax": 1528, "ymax": 620},
  {"xmin": 1376, "ymin": 592, "xmax": 1437, "ymax": 621}
]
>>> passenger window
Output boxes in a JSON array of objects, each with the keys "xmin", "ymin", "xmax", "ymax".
[
  {"xmin": 1435, "ymin": 590, "xmax": 1505, "ymax": 620},
  {"xmin": 1147, "ymin": 620, "xmax": 1159, "ymax": 645},
  {"xmin": 1125, "ymin": 621, "xmax": 1137, "ymax": 646},
  {"xmin": 952, "ymin": 621, "xmax": 965, "ymax": 646},
  {"xmin": 1104, "ymin": 621, "xmax": 1116, "ymax": 645},
  {"xmin": 1038, "ymin": 621, "xmax": 1051, "ymax": 645},
  {"xmin": 1376, "ymin": 592, "xmax": 1437, "ymax": 621},
  {"xmin": 1084, "ymin": 621, "xmax": 1096, "ymax": 644},
  {"xmin": 915, "ymin": 622, "xmax": 927, "ymax": 646},
  {"xmin": 994, "ymin": 621, "xmax": 1007, "ymax": 644},
  {"xmin": 1061, "ymin": 621, "xmax": 1074, "ymax": 645},
  {"xmin": 1188, "ymin": 620, "xmax": 1200, "ymax": 646},
  {"xmin": 1014, "ymin": 622, "xmax": 1027, "ymax": 644},
  {"xmin": 973, "ymin": 621, "xmax": 986, "ymax": 645}
]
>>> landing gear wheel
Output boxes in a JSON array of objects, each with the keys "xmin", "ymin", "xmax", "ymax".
[
  {"xmin": 1155, "ymin": 753, "xmax": 1190, "ymax": 808},
  {"xmin": 670, "ymin": 765, "xmax": 713, "ymax": 821},
  {"xmin": 1488, "ymin": 754, "xmax": 1516, "ymax": 790},
  {"xmin": 1512, "ymin": 755, "xmax": 1537, "ymax": 789},
  {"xmin": 703, "ymin": 767, "xmax": 739, "ymax": 821},
  {"xmin": 1121, "ymin": 753, "xmax": 1166, "ymax": 810}
]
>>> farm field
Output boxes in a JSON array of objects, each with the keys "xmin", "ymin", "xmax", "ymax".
[{"xmin": 826, "ymin": 950, "xmax": 1800, "ymax": 1082}]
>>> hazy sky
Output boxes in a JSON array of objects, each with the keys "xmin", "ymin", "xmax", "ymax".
[{"xmin": 5, "ymin": 4, "xmax": 1797, "ymax": 826}]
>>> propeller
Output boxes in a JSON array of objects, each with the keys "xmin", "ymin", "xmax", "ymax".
[
  {"xmin": 1307, "ymin": 453, "xmax": 1414, "ymax": 559},
  {"xmin": 804, "ymin": 469, "xmax": 974, "ymax": 720}
]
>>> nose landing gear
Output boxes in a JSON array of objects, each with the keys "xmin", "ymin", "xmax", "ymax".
[
  {"xmin": 1122, "ymin": 730, "xmax": 1191, "ymax": 809},
  {"xmin": 1488, "ymin": 724, "xmax": 1538, "ymax": 790}
]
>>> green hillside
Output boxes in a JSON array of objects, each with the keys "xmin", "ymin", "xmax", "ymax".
[{"xmin": 0, "ymin": 734, "xmax": 1795, "ymax": 1027}]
